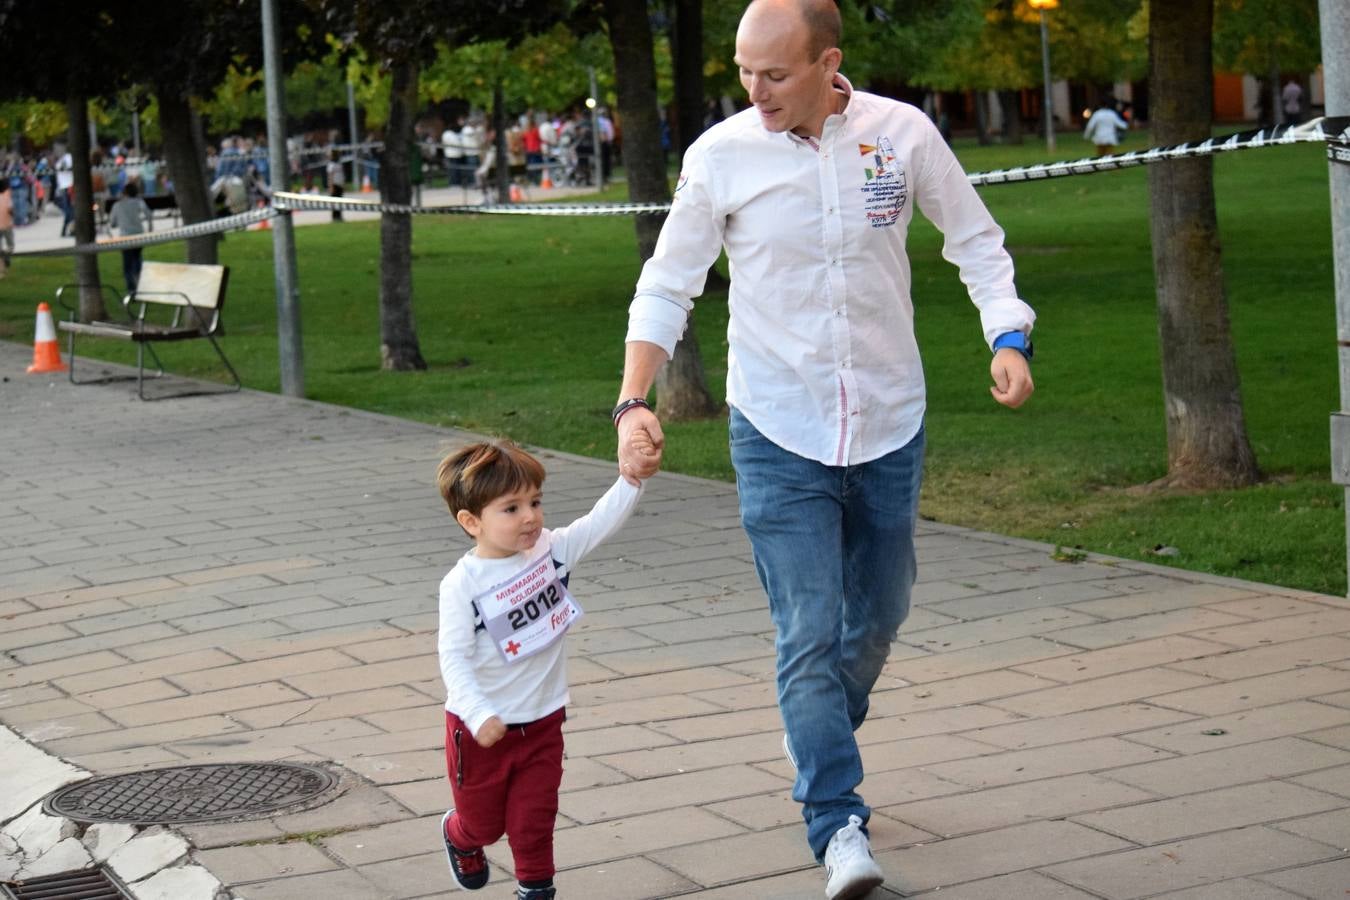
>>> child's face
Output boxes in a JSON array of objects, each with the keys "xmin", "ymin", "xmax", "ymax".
[{"xmin": 457, "ymin": 485, "xmax": 544, "ymax": 559}]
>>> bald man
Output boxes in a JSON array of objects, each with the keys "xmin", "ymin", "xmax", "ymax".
[{"xmin": 614, "ymin": 3, "xmax": 1035, "ymax": 896}]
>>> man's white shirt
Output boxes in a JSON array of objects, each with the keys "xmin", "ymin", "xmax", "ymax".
[{"xmin": 627, "ymin": 75, "xmax": 1034, "ymax": 467}]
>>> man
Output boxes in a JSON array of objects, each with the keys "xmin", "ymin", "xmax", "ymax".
[
  {"xmin": 1281, "ymin": 77, "xmax": 1304, "ymax": 126},
  {"xmin": 613, "ymin": 1, "xmax": 1034, "ymax": 898},
  {"xmin": 442, "ymin": 117, "xmax": 464, "ymax": 188}
]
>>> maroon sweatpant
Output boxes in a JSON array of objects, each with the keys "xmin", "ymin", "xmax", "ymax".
[{"xmin": 443, "ymin": 707, "xmax": 565, "ymax": 882}]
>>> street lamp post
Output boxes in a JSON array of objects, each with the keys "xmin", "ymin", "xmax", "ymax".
[{"xmin": 1029, "ymin": 0, "xmax": 1058, "ymax": 153}]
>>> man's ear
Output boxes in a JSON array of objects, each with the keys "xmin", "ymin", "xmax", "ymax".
[
  {"xmin": 456, "ymin": 509, "xmax": 481, "ymax": 537},
  {"xmin": 823, "ymin": 47, "xmax": 842, "ymax": 76}
]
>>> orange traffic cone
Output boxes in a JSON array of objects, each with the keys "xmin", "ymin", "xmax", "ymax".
[
  {"xmin": 27, "ymin": 302, "xmax": 67, "ymax": 374},
  {"xmin": 361, "ymin": 173, "xmax": 373, "ymax": 193},
  {"xmin": 540, "ymin": 167, "xmax": 553, "ymax": 190},
  {"xmin": 509, "ymin": 182, "xmax": 523, "ymax": 203},
  {"xmin": 250, "ymin": 199, "xmax": 271, "ymax": 230}
]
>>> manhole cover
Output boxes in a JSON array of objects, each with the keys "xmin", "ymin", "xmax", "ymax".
[{"xmin": 42, "ymin": 763, "xmax": 338, "ymax": 825}]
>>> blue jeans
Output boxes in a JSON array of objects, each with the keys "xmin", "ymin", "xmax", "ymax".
[{"xmin": 729, "ymin": 407, "xmax": 923, "ymax": 859}]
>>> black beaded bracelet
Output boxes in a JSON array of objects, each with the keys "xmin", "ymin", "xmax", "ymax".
[{"xmin": 612, "ymin": 397, "xmax": 652, "ymax": 427}]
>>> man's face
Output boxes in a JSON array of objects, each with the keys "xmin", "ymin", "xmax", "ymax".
[{"xmin": 734, "ymin": 5, "xmax": 839, "ymax": 137}]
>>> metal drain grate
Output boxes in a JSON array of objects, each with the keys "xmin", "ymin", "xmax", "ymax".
[
  {"xmin": 42, "ymin": 762, "xmax": 337, "ymax": 825},
  {"xmin": 1, "ymin": 866, "xmax": 132, "ymax": 900}
]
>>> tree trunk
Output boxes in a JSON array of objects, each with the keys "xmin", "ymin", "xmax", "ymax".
[
  {"xmin": 999, "ymin": 90, "xmax": 1023, "ymax": 144},
  {"xmin": 604, "ymin": 0, "xmax": 717, "ymax": 421},
  {"xmin": 1146, "ymin": 0, "xmax": 1258, "ymax": 489},
  {"xmin": 377, "ymin": 58, "xmax": 427, "ymax": 372},
  {"xmin": 974, "ymin": 91, "xmax": 992, "ymax": 145},
  {"xmin": 156, "ymin": 86, "xmax": 218, "ymax": 265},
  {"xmin": 671, "ymin": 0, "xmax": 728, "ymax": 293},
  {"xmin": 1268, "ymin": 52, "xmax": 1284, "ymax": 126},
  {"xmin": 493, "ymin": 80, "xmax": 511, "ymax": 204},
  {"xmin": 65, "ymin": 92, "xmax": 103, "ymax": 322}
]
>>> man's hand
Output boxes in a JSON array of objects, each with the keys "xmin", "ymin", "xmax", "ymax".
[
  {"xmin": 990, "ymin": 348, "xmax": 1034, "ymax": 408},
  {"xmin": 475, "ymin": 716, "xmax": 507, "ymax": 748},
  {"xmin": 617, "ymin": 407, "xmax": 664, "ymax": 485}
]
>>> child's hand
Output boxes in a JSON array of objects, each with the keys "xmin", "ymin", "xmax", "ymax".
[
  {"xmin": 625, "ymin": 426, "xmax": 659, "ymax": 480},
  {"xmin": 476, "ymin": 716, "xmax": 507, "ymax": 748}
]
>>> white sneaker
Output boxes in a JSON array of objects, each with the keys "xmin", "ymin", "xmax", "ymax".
[{"xmin": 823, "ymin": 814, "xmax": 884, "ymax": 900}]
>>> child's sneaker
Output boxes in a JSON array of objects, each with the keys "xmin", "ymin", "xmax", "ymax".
[
  {"xmin": 516, "ymin": 880, "xmax": 556, "ymax": 899},
  {"xmin": 441, "ymin": 809, "xmax": 490, "ymax": 890}
]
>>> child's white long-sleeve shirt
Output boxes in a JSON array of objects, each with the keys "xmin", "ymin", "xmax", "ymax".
[{"xmin": 437, "ymin": 477, "xmax": 643, "ymax": 737}]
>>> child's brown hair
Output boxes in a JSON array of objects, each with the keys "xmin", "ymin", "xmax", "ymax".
[{"xmin": 436, "ymin": 440, "xmax": 546, "ymax": 519}]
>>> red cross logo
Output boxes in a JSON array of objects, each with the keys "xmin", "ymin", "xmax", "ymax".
[{"xmin": 505, "ymin": 640, "xmax": 521, "ymax": 656}]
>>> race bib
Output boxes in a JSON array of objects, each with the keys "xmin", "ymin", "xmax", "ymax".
[{"xmin": 474, "ymin": 553, "xmax": 582, "ymax": 664}]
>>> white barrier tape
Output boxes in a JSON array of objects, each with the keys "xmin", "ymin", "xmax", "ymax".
[
  {"xmin": 15, "ymin": 118, "xmax": 1346, "ymax": 259},
  {"xmin": 967, "ymin": 117, "xmax": 1346, "ymax": 186},
  {"xmin": 15, "ymin": 207, "xmax": 275, "ymax": 258}
]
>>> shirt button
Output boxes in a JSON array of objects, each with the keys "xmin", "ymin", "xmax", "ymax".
[
  {"xmin": 835, "ymin": 310, "xmax": 843, "ymax": 317},
  {"xmin": 842, "ymin": 360, "xmax": 851, "ymax": 369}
]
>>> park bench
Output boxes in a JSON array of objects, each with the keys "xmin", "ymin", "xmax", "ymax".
[{"xmin": 56, "ymin": 261, "xmax": 241, "ymax": 401}]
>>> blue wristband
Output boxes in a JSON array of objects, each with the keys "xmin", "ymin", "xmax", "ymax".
[{"xmin": 993, "ymin": 331, "xmax": 1033, "ymax": 360}]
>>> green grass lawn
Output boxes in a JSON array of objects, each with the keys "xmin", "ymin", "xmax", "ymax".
[{"xmin": 2, "ymin": 129, "xmax": 1344, "ymax": 595}]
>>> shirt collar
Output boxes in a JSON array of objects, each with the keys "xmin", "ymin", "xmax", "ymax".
[{"xmin": 785, "ymin": 73, "xmax": 854, "ymax": 149}]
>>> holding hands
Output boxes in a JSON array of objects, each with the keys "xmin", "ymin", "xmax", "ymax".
[{"xmin": 617, "ymin": 405, "xmax": 664, "ymax": 486}]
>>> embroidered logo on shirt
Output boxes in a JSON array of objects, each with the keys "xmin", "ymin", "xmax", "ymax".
[{"xmin": 859, "ymin": 136, "xmax": 906, "ymax": 228}]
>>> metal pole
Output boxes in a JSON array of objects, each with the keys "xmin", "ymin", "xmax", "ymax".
[
  {"xmin": 588, "ymin": 66, "xmax": 604, "ymax": 191},
  {"xmin": 1039, "ymin": 9, "xmax": 1056, "ymax": 153},
  {"xmin": 347, "ymin": 80, "xmax": 360, "ymax": 186},
  {"xmin": 1322, "ymin": 0, "xmax": 1350, "ymax": 595},
  {"xmin": 261, "ymin": 0, "xmax": 304, "ymax": 398},
  {"xmin": 132, "ymin": 110, "xmax": 141, "ymax": 159}
]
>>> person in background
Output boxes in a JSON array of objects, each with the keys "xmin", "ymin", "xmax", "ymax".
[
  {"xmin": 1083, "ymin": 97, "xmax": 1129, "ymax": 157},
  {"xmin": 108, "ymin": 180, "xmax": 153, "ymax": 292},
  {"xmin": 0, "ymin": 179, "xmax": 14, "ymax": 278}
]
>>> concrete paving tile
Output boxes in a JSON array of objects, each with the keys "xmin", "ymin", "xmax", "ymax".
[
  {"xmin": 1073, "ymin": 781, "xmax": 1347, "ymax": 844},
  {"xmin": 196, "ymin": 840, "xmax": 341, "ymax": 884},
  {"xmin": 380, "ymin": 779, "xmax": 448, "ymax": 817},
  {"xmin": 24, "ymin": 577, "xmax": 183, "ymax": 610},
  {"xmin": 560, "ymin": 763, "xmax": 791, "ymax": 824},
  {"xmin": 991, "ymin": 668, "xmax": 1216, "ymax": 718},
  {"xmin": 564, "ymin": 724, "xmax": 679, "ymax": 758},
  {"xmin": 1047, "ymin": 608, "xmax": 1255, "ymax": 651},
  {"xmin": 877, "ymin": 820, "xmax": 1133, "ymax": 893},
  {"xmin": 590, "ymin": 634, "xmax": 776, "ymax": 677},
  {"xmin": 1150, "ymin": 880, "xmax": 1305, "ymax": 899},
  {"xmin": 229, "ymin": 868, "xmax": 389, "ymax": 900},
  {"xmin": 860, "ymin": 734, "xmax": 1000, "ymax": 773},
  {"xmin": 320, "ymin": 814, "xmax": 440, "ymax": 866},
  {"xmin": 572, "ymin": 696, "xmax": 739, "ymax": 728},
  {"xmin": 66, "ymin": 745, "xmax": 187, "ymax": 773},
  {"xmin": 569, "ymin": 666, "xmax": 753, "ymax": 706},
  {"xmin": 670, "ymin": 867, "xmax": 827, "ymax": 899},
  {"xmin": 848, "ymin": 766, "xmax": 971, "ymax": 806},
  {"xmin": 226, "ymin": 624, "xmax": 411, "ymax": 662},
  {"xmin": 1205, "ymin": 594, "xmax": 1343, "ymax": 621},
  {"xmin": 561, "ymin": 757, "xmax": 630, "ymax": 792},
  {"xmin": 907, "ymin": 870, "xmax": 1105, "ymax": 899},
  {"xmin": 628, "ymin": 609, "xmax": 773, "ymax": 646},
  {"xmin": 867, "ymin": 670, "xmax": 1054, "ymax": 718},
  {"xmin": 882, "ymin": 773, "xmax": 1155, "ymax": 838},
  {"xmin": 688, "ymin": 679, "xmax": 778, "ymax": 712},
  {"xmin": 9, "ymin": 711, "xmax": 120, "ymax": 743},
  {"xmin": 173, "ymin": 557, "xmax": 328, "ymax": 587},
  {"xmin": 1288, "ymin": 763, "xmax": 1350, "ymax": 798},
  {"xmin": 117, "ymin": 621, "xmax": 296, "ymax": 662},
  {"xmin": 964, "ymin": 703, "xmax": 1197, "ymax": 750},
  {"xmin": 0, "ymin": 697, "xmax": 95, "ymax": 724},
  {"xmin": 11, "ymin": 623, "xmax": 182, "ymax": 664},
  {"xmin": 900, "ymin": 607, "xmax": 1101, "ymax": 653},
  {"xmin": 0, "ymin": 684, "xmax": 62, "ymax": 710},
  {"xmin": 268, "ymin": 779, "xmax": 411, "ymax": 836},
  {"xmin": 0, "ymin": 623, "xmax": 83, "ymax": 653},
  {"xmin": 284, "ymin": 656, "xmax": 439, "ymax": 697},
  {"xmin": 647, "ymin": 706, "xmax": 786, "ymax": 743},
  {"xmin": 1044, "ymin": 826, "xmax": 1339, "ymax": 899},
  {"xmin": 650, "ymin": 824, "xmax": 813, "ymax": 886},
  {"xmin": 1148, "ymin": 666, "xmax": 1350, "ymax": 716},
  {"xmin": 703, "ymin": 788, "xmax": 803, "ymax": 830},
  {"xmin": 596, "ymin": 731, "xmax": 784, "ymax": 778},
  {"xmin": 551, "ymin": 855, "xmax": 699, "ymax": 900},
  {"xmin": 1064, "ymin": 583, "xmax": 1258, "ymax": 620},
  {"xmin": 854, "ymin": 704, "xmax": 1023, "ymax": 744},
  {"xmin": 1014, "ymin": 635, "xmax": 1233, "ymax": 683},
  {"xmin": 55, "ymin": 649, "xmax": 237, "ymax": 695},
  {"xmin": 921, "ymin": 737, "xmax": 1172, "ymax": 789},
  {"xmin": 5, "ymin": 599, "xmax": 131, "ymax": 632},
  {"xmin": 170, "ymin": 650, "xmax": 362, "ymax": 694},
  {"xmin": 106, "ymin": 682, "xmax": 309, "ymax": 727},
  {"xmin": 551, "ymin": 806, "xmax": 746, "ymax": 867},
  {"xmin": 1127, "ymin": 702, "xmax": 1350, "ymax": 754},
  {"xmin": 1169, "ymin": 635, "xmax": 1350, "ymax": 681},
  {"xmin": 359, "ymin": 849, "xmax": 488, "ymax": 898},
  {"xmin": 567, "ymin": 626, "xmax": 663, "ymax": 657},
  {"xmin": 927, "ymin": 580, "xmax": 1127, "ymax": 621},
  {"xmin": 1103, "ymin": 737, "xmax": 1350, "ymax": 796},
  {"xmin": 343, "ymin": 749, "xmax": 445, "ymax": 786},
  {"xmin": 1192, "ymin": 610, "xmax": 1350, "ymax": 649},
  {"xmin": 1269, "ymin": 807, "xmax": 1350, "ymax": 849},
  {"xmin": 338, "ymin": 633, "xmax": 437, "ymax": 664},
  {"xmin": 42, "ymin": 714, "xmax": 247, "ymax": 756},
  {"xmin": 298, "ymin": 725, "xmax": 443, "ymax": 760},
  {"xmin": 883, "ymin": 637, "xmax": 1078, "ymax": 684}
]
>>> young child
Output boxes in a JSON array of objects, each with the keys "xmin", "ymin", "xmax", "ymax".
[{"xmin": 435, "ymin": 439, "xmax": 645, "ymax": 899}]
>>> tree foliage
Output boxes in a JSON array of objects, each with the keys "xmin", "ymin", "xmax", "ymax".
[{"xmin": 1213, "ymin": 0, "xmax": 1322, "ymax": 75}]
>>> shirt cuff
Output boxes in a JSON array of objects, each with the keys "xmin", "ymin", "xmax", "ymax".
[{"xmin": 626, "ymin": 293, "xmax": 689, "ymax": 359}]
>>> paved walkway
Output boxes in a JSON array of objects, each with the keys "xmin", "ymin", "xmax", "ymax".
[{"xmin": 3, "ymin": 339, "xmax": 1350, "ymax": 899}]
